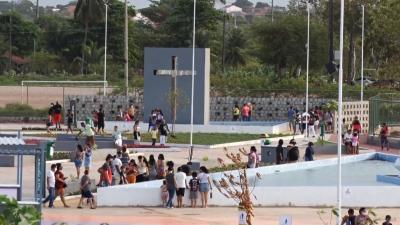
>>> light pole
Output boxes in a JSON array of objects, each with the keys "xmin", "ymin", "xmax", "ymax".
[
  {"xmin": 103, "ymin": 1, "xmax": 109, "ymax": 96},
  {"xmin": 360, "ymin": 5, "xmax": 364, "ymax": 105},
  {"xmin": 305, "ymin": 0, "xmax": 310, "ymax": 139},
  {"xmin": 189, "ymin": 0, "xmax": 196, "ymax": 162},
  {"xmin": 337, "ymin": 0, "xmax": 345, "ymax": 221},
  {"xmin": 124, "ymin": 0, "xmax": 129, "ymax": 97},
  {"xmin": 271, "ymin": 0, "xmax": 274, "ymax": 22}
]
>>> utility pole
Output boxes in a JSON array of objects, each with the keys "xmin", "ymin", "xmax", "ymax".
[
  {"xmin": 103, "ymin": 1, "xmax": 108, "ymax": 96},
  {"xmin": 271, "ymin": 0, "xmax": 274, "ymax": 22},
  {"xmin": 221, "ymin": 13, "xmax": 226, "ymax": 73},
  {"xmin": 9, "ymin": 0, "xmax": 14, "ymax": 71},
  {"xmin": 124, "ymin": 0, "xmax": 129, "ymax": 97},
  {"xmin": 189, "ymin": 0, "xmax": 197, "ymax": 162},
  {"xmin": 33, "ymin": 0, "xmax": 39, "ymax": 70}
]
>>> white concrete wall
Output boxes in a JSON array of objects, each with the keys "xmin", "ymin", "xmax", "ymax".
[
  {"xmin": 335, "ymin": 101, "xmax": 369, "ymax": 134},
  {"xmin": 91, "ymin": 121, "xmax": 289, "ymax": 135},
  {"xmin": 98, "ymin": 153, "xmax": 399, "ymax": 207}
]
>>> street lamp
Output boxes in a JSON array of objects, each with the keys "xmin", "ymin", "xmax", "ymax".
[
  {"xmin": 103, "ymin": 0, "xmax": 109, "ymax": 96},
  {"xmin": 337, "ymin": 0, "xmax": 345, "ymax": 222},
  {"xmin": 189, "ymin": 0, "xmax": 196, "ymax": 162},
  {"xmin": 305, "ymin": 0, "xmax": 310, "ymax": 139}
]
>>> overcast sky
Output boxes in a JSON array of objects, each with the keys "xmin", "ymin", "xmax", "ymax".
[{"xmin": 13, "ymin": 0, "xmax": 288, "ymax": 8}]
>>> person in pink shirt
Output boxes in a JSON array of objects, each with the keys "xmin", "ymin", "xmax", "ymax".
[{"xmin": 241, "ymin": 104, "xmax": 250, "ymax": 121}]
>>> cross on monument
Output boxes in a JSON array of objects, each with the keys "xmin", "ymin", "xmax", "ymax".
[{"xmin": 153, "ymin": 56, "xmax": 196, "ymax": 132}]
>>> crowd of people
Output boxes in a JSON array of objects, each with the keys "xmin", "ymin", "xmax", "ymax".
[
  {"xmin": 341, "ymin": 208, "xmax": 393, "ymax": 225},
  {"xmin": 275, "ymin": 139, "xmax": 314, "ymax": 164},
  {"xmin": 46, "ymin": 101, "xmax": 63, "ymax": 133},
  {"xmin": 232, "ymin": 102, "xmax": 255, "ymax": 121}
]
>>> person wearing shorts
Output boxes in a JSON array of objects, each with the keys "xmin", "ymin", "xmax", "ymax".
[
  {"xmin": 77, "ymin": 170, "xmax": 96, "ymax": 209},
  {"xmin": 77, "ymin": 122, "xmax": 96, "ymax": 148},
  {"xmin": 174, "ymin": 167, "xmax": 187, "ymax": 208},
  {"xmin": 198, "ymin": 166, "xmax": 212, "ymax": 208},
  {"xmin": 53, "ymin": 101, "xmax": 62, "ymax": 130},
  {"xmin": 380, "ymin": 123, "xmax": 389, "ymax": 151},
  {"xmin": 189, "ymin": 171, "xmax": 199, "ymax": 208},
  {"xmin": 74, "ymin": 144, "xmax": 84, "ymax": 179}
]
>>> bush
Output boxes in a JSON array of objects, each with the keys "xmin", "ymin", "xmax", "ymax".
[{"xmin": 0, "ymin": 104, "xmax": 47, "ymax": 117}]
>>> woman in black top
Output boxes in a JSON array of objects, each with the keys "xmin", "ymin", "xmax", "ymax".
[{"xmin": 276, "ymin": 139, "xmax": 284, "ymax": 164}]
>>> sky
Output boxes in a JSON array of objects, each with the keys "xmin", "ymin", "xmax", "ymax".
[{"xmin": 12, "ymin": 0, "xmax": 289, "ymax": 8}]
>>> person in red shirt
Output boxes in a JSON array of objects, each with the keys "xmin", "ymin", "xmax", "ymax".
[
  {"xmin": 241, "ymin": 104, "xmax": 250, "ymax": 121},
  {"xmin": 54, "ymin": 163, "xmax": 70, "ymax": 208},
  {"xmin": 351, "ymin": 116, "xmax": 362, "ymax": 133},
  {"xmin": 380, "ymin": 123, "xmax": 389, "ymax": 151}
]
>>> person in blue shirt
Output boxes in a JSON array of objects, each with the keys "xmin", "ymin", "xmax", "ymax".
[{"xmin": 287, "ymin": 106, "xmax": 296, "ymax": 134}]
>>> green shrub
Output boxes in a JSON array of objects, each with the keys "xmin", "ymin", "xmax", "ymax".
[{"xmin": 0, "ymin": 104, "xmax": 47, "ymax": 117}]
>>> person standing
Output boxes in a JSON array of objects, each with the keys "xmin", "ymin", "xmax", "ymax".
[
  {"xmin": 247, "ymin": 146, "xmax": 257, "ymax": 169},
  {"xmin": 276, "ymin": 139, "xmax": 284, "ymax": 165},
  {"xmin": 77, "ymin": 170, "xmax": 96, "ymax": 209},
  {"xmin": 248, "ymin": 102, "xmax": 253, "ymax": 121},
  {"xmin": 97, "ymin": 108, "xmax": 105, "ymax": 134},
  {"xmin": 133, "ymin": 121, "xmax": 141, "ymax": 144},
  {"xmin": 156, "ymin": 154, "xmax": 166, "ymax": 179},
  {"xmin": 241, "ymin": 103, "xmax": 250, "ymax": 122},
  {"xmin": 148, "ymin": 155, "xmax": 157, "ymax": 180},
  {"xmin": 126, "ymin": 159, "xmax": 138, "ymax": 184},
  {"xmin": 112, "ymin": 155, "xmax": 123, "ymax": 185},
  {"xmin": 53, "ymin": 101, "xmax": 62, "ymax": 130},
  {"xmin": 159, "ymin": 120, "xmax": 170, "ymax": 147},
  {"xmin": 198, "ymin": 166, "xmax": 212, "ymax": 208},
  {"xmin": 175, "ymin": 167, "xmax": 188, "ymax": 208},
  {"xmin": 137, "ymin": 155, "xmax": 149, "ymax": 182},
  {"xmin": 120, "ymin": 145, "xmax": 130, "ymax": 166},
  {"xmin": 54, "ymin": 163, "xmax": 69, "ymax": 208},
  {"xmin": 351, "ymin": 116, "xmax": 362, "ymax": 134},
  {"xmin": 74, "ymin": 144, "xmax": 85, "ymax": 179},
  {"xmin": 189, "ymin": 171, "xmax": 200, "ymax": 208},
  {"xmin": 165, "ymin": 167, "xmax": 176, "ymax": 209},
  {"xmin": 83, "ymin": 144, "xmax": 93, "ymax": 173},
  {"xmin": 42, "ymin": 164, "xmax": 56, "ymax": 208},
  {"xmin": 380, "ymin": 123, "xmax": 390, "ymax": 151},
  {"xmin": 304, "ymin": 142, "xmax": 314, "ymax": 161},
  {"xmin": 150, "ymin": 126, "xmax": 158, "ymax": 146},
  {"xmin": 288, "ymin": 107, "xmax": 296, "ymax": 134},
  {"xmin": 232, "ymin": 104, "xmax": 240, "ymax": 121},
  {"xmin": 286, "ymin": 139, "xmax": 299, "ymax": 163},
  {"xmin": 355, "ymin": 208, "xmax": 370, "ymax": 225},
  {"xmin": 66, "ymin": 109, "xmax": 74, "ymax": 134},
  {"xmin": 112, "ymin": 125, "xmax": 123, "ymax": 151}
]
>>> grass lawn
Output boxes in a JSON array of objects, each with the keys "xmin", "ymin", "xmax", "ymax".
[{"xmin": 126, "ymin": 132, "xmax": 285, "ymax": 145}]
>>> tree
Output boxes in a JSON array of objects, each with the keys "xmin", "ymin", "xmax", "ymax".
[
  {"xmin": 251, "ymin": 15, "xmax": 328, "ymax": 77},
  {"xmin": 225, "ymin": 28, "xmax": 247, "ymax": 68},
  {"xmin": 74, "ymin": 0, "xmax": 105, "ymax": 74}
]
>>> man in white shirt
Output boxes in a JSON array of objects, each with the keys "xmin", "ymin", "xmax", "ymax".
[
  {"xmin": 42, "ymin": 164, "xmax": 56, "ymax": 208},
  {"xmin": 111, "ymin": 156, "xmax": 123, "ymax": 185},
  {"xmin": 112, "ymin": 125, "xmax": 123, "ymax": 151},
  {"xmin": 174, "ymin": 167, "xmax": 188, "ymax": 208}
]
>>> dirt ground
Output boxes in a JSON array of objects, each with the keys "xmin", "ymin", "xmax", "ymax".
[{"xmin": 0, "ymin": 86, "xmax": 111, "ymax": 108}]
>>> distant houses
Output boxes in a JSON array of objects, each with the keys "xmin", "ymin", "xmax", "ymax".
[{"xmin": 221, "ymin": 2, "xmax": 286, "ymax": 19}]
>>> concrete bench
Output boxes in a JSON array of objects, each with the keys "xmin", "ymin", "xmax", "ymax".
[{"xmin": 0, "ymin": 184, "xmax": 19, "ymax": 200}]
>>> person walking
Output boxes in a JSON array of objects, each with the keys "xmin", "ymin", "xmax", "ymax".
[
  {"xmin": 380, "ymin": 123, "xmax": 390, "ymax": 151},
  {"xmin": 74, "ymin": 144, "xmax": 85, "ymax": 179},
  {"xmin": 286, "ymin": 139, "xmax": 299, "ymax": 163},
  {"xmin": 84, "ymin": 144, "xmax": 93, "ymax": 173},
  {"xmin": 198, "ymin": 166, "xmax": 212, "ymax": 208},
  {"xmin": 42, "ymin": 164, "xmax": 56, "ymax": 208},
  {"xmin": 54, "ymin": 163, "xmax": 69, "ymax": 208},
  {"xmin": 159, "ymin": 120, "xmax": 170, "ymax": 147},
  {"xmin": 53, "ymin": 101, "xmax": 62, "ymax": 130},
  {"xmin": 165, "ymin": 167, "xmax": 176, "ymax": 209},
  {"xmin": 77, "ymin": 170, "xmax": 96, "ymax": 209},
  {"xmin": 76, "ymin": 122, "xmax": 96, "ymax": 148},
  {"xmin": 276, "ymin": 139, "xmax": 284, "ymax": 165},
  {"xmin": 112, "ymin": 125, "xmax": 123, "ymax": 151},
  {"xmin": 304, "ymin": 142, "xmax": 315, "ymax": 161}
]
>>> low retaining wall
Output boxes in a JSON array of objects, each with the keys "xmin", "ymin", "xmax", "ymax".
[
  {"xmin": 367, "ymin": 135, "xmax": 400, "ymax": 149},
  {"xmin": 98, "ymin": 153, "xmax": 398, "ymax": 207}
]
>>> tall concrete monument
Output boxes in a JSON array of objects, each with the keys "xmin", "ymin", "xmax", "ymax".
[{"xmin": 144, "ymin": 48, "xmax": 210, "ymax": 124}]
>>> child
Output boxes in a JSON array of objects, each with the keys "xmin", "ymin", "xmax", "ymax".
[
  {"xmin": 150, "ymin": 126, "xmax": 158, "ymax": 146},
  {"xmin": 160, "ymin": 180, "xmax": 168, "ymax": 206},
  {"xmin": 351, "ymin": 132, "xmax": 359, "ymax": 155},
  {"xmin": 112, "ymin": 126, "xmax": 123, "ymax": 151},
  {"xmin": 304, "ymin": 142, "xmax": 314, "ymax": 161},
  {"xmin": 189, "ymin": 171, "xmax": 200, "ymax": 208}
]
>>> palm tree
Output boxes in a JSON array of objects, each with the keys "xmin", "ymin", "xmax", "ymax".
[
  {"xmin": 74, "ymin": 0, "xmax": 105, "ymax": 75},
  {"xmin": 225, "ymin": 28, "xmax": 247, "ymax": 69}
]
